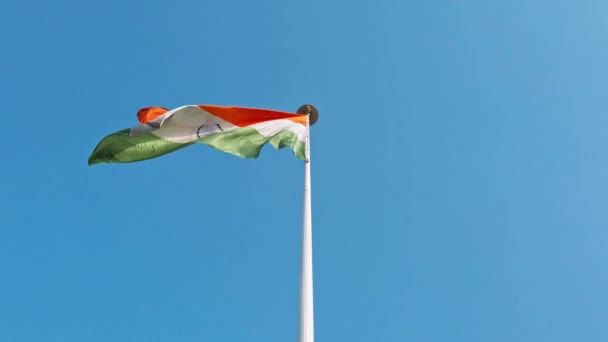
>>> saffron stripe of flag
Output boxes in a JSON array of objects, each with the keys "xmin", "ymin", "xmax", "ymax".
[{"xmin": 88, "ymin": 105, "xmax": 308, "ymax": 165}]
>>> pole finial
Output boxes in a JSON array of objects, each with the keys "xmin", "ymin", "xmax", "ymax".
[{"xmin": 297, "ymin": 104, "xmax": 319, "ymax": 126}]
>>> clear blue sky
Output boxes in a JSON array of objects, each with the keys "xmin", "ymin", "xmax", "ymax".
[{"xmin": 1, "ymin": 0, "xmax": 607, "ymax": 341}]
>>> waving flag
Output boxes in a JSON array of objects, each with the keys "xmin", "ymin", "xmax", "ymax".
[{"xmin": 88, "ymin": 105, "xmax": 308, "ymax": 165}]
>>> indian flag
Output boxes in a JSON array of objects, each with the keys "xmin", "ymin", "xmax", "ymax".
[{"xmin": 88, "ymin": 105, "xmax": 309, "ymax": 165}]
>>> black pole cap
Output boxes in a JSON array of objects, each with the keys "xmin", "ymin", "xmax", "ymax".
[{"xmin": 297, "ymin": 104, "xmax": 318, "ymax": 126}]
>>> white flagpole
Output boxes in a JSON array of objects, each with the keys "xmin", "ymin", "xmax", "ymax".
[{"xmin": 298, "ymin": 114, "xmax": 314, "ymax": 342}]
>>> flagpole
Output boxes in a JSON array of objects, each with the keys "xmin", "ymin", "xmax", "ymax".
[{"xmin": 298, "ymin": 105, "xmax": 317, "ymax": 342}]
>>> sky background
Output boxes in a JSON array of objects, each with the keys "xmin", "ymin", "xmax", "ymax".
[{"xmin": 1, "ymin": 0, "xmax": 608, "ymax": 341}]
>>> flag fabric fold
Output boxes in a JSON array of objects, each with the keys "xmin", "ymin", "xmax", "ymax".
[{"xmin": 88, "ymin": 105, "xmax": 308, "ymax": 165}]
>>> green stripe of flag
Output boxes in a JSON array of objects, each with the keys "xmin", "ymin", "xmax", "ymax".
[{"xmin": 88, "ymin": 127, "xmax": 306, "ymax": 165}]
